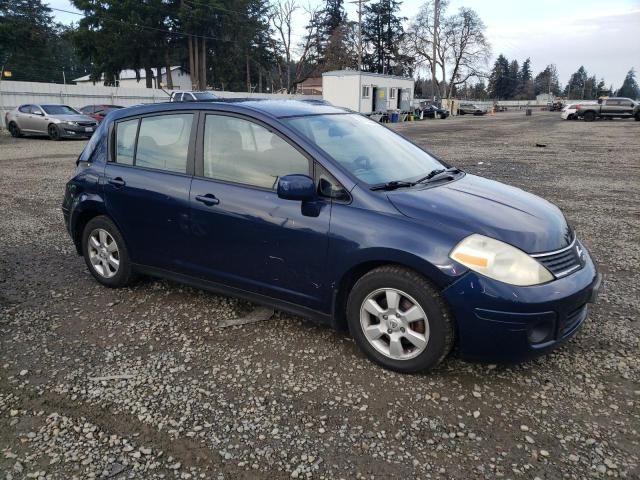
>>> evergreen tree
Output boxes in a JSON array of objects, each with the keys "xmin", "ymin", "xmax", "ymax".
[
  {"xmin": 617, "ymin": 68, "xmax": 639, "ymax": 99},
  {"xmin": 362, "ymin": 0, "xmax": 409, "ymax": 75},
  {"xmin": 534, "ymin": 64, "xmax": 561, "ymax": 96},
  {"xmin": 0, "ymin": 0, "xmax": 59, "ymax": 82},
  {"xmin": 507, "ymin": 59, "xmax": 519, "ymax": 98},
  {"xmin": 488, "ymin": 54, "xmax": 510, "ymax": 99},
  {"xmin": 516, "ymin": 58, "xmax": 534, "ymax": 99}
]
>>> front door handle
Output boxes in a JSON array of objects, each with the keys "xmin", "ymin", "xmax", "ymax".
[
  {"xmin": 108, "ymin": 177, "xmax": 126, "ymax": 188},
  {"xmin": 195, "ymin": 194, "xmax": 220, "ymax": 206}
]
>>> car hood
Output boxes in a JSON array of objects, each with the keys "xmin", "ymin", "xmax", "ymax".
[
  {"xmin": 50, "ymin": 114, "xmax": 96, "ymax": 123},
  {"xmin": 386, "ymin": 174, "xmax": 573, "ymax": 254}
]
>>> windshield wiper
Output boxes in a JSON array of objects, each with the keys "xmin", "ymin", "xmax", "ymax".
[
  {"xmin": 370, "ymin": 180, "xmax": 417, "ymax": 191},
  {"xmin": 414, "ymin": 167, "xmax": 461, "ymax": 184}
]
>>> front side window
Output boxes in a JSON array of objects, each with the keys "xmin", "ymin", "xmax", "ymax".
[
  {"xmin": 115, "ymin": 119, "xmax": 139, "ymax": 165},
  {"xmin": 284, "ymin": 114, "xmax": 444, "ymax": 185},
  {"xmin": 136, "ymin": 114, "xmax": 193, "ymax": 173},
  {"xmin": 41, "ymin": 105, "xmax": 79, "ymax": 115},
  {"xmin": 18, "ymin": 105, "xmax": 31, "ymax": 113},
  {"xmin": 203, "ymin": 115, "xmax": 309, "ymax": 189},
  {"xmin": 362, "ymin": 86, "xmax": 370, "ymax": 98}
]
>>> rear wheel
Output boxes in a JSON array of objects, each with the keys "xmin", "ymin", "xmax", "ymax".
[
  {"xmin": 635, "ymin": 112, "xmax": 640, "ymax": 121},
  {"xmin": 48, "ymin": 124, "xmax": 61, "ymax": 140},
  {"xmin": 82, "ymin": 216, "xmax": 135, "ymax": 288},
  {"xmin": 584, "ymin": 111, "xmax": 596, "ymax": 122},
  {"xmin": 8, "ymin": 122, "xmax": 22, "ymax": 137},
  {"xmin": 347, "ymin": 266, "xmax": 454, "ymax": 373}
]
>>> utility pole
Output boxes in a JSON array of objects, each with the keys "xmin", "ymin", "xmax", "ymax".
[
  {"xmin": 349, "ymin": 0, "xmax": 370, "ymax": 71},
  {"xmin": 432, "ymin": 0, "xmax": 439, "ymax": 102}
]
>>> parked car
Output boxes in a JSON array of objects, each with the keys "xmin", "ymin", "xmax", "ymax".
[
  {"xmin": 79, "ymin": 104, "xmax": 125, "ymax": 123},
  {"xmin": 560, "ymin": 103, "xmax": 594, "ymax": 120},
  {"xmin": 458, "ymin": 103, "xmax": 487, "ymax": 115},
  {"xmin": 6, "ymin": 104, "xmax": 98, "ymax": 140},
  {"xmin": 63, "ymin": 100, "xmax": 601, "ymax": 372},
  {"xmin": 169, "ymin": 91, "xmax": 218, "ymax": 102},
  {"xmin": 575, "ymin": 97, "xmax": 640, "ymax": 121},
  {"xmin": 415, "ymin": 102, "xmax": 449, "ymax": 119}
]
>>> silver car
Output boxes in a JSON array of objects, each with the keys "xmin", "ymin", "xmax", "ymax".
[{"xmin": 5, "ymin": 104, "xmax": 98, "ymax": 140}]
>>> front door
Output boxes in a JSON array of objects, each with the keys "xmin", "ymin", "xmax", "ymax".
[
  {"xmin": 188, "ymin": 113, "xmax": 331, "ymax": 311},
  {"xmin": 103, "ymin": 113, "xmax": 196, "ymax": 270}
]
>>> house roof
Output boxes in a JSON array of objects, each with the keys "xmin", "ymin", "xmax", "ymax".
[
  {"xmin": 322, "ymin": 70, "xmax": 413, "ymax": 82},
  {"xmin": 73, "ymin": 66, "xmax": 184, "ymax": 83}
]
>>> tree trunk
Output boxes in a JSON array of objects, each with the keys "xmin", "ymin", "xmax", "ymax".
[
  {"xmin": 200, "ymin": 38, "xmax": 206, "ymax": 89},
  {"xmin": 258, "ymin": 67, "xmax": 262, "ymax": 93},
  {"xmin": 165, "ymin": 51, "xmax": 174, "ymax": 89},
  {"xmin": 156, "ymin": 66, "xmax": 162, "ymax": 88},
  {"xmin": 193, "ymin": 36, "xmax": 200, "ymax": 90},
  {"xmin": 145, "ymin": 67, "xmax": 153, "ymax": 88},
  {"xmin": 188, "ymin": 35, "xmax": 196, "ymax": 89},
  {"xmin": 246, "ymin": 54, "xmax": 251, "ymax": 93}
]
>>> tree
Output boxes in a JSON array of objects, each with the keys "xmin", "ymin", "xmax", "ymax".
[
  {"xmin": 362, "ymin": 0, "xmax": 409, "ymax": 75},
  {"xmin": 0, "ymin": 0, "xmax": 59, "ymax": 82},
  {"xmin": 406, "ymin": 1, "xmax": 489, "ymax": 99},
  {"xmin": 488, "ymin": 54, "xmax": 510, "ymax": 99},
  {"xmin": 440, "ymin": 7, "xmax": 490, "ymax": 99},
  {"xmin": 617, "ymin": 68, "xmax": 639, "ymax": 99},
  {"xmin": 507, "ymin": 59, "xmax": 519, "ymax": 99},
  {"xmin": 534, "ymin": 64, "xmax": 561, "ymax": 96},
  {"xmin": 516, "ymin": 58, "xmax": 534, "ymax": 99}
]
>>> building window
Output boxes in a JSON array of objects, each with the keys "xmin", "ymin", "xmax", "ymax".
[
  {"xmin": 390, "ymin": 88, "xmax": 396, "ymax": 99},
  {"xmin": 362, "ymin": 85, "xmax": 370, "ymax": 98}
]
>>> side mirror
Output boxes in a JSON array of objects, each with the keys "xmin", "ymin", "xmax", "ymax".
[
  {"xmin": 33, "ymin": 110, "xmax": 44, "ymax": 116},
  {"xmin": 277, "ymin": 174, "xmax": 316, "ymax": 202}
]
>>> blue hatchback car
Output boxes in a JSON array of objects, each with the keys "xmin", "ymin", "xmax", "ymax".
[{"xmin": 62, "ymin": 100, "xmax": 601, "ymax": 372}]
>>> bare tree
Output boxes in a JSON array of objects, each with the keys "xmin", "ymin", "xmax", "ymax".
[
  {"xmin": 407, "ymin": 1, "xmax": 489, "ymax": 99},
  {"xmin": 269, "ymin": 0, "xmax": 298, "ymax": 92},
  {"xmin": 442, "ymin": 7, "xmax": 490, "ymax": 99}
]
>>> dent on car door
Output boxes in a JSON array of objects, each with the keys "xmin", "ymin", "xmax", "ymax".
[
  {"xmin": 188, "ymin": 113, "xmax": 332, "ymax": 310},
  {"xmin": 103, "ymin": 112, "xmax": 196, "ymax": 270}
]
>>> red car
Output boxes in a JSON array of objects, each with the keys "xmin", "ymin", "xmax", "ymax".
[{"xmin": 79, "ymin": 104, "xmax": 124, "ymax": 123}]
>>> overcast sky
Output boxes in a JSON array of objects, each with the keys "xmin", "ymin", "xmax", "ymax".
[{"xmin": 48, "ymin": 0, "xmax": 640, "ymax": 89}]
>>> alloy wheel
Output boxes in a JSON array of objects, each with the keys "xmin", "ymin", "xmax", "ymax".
[
  {"xmin": 88, "ymin": 228, "xmax": 120, "ymax": 278},
  {"xmin": 48, "ymin": 125, "xmax": 59, "ymax": 140},
  {"xmin": 359, "ymin": 288, "xmax": 430, "ymax": 360}
]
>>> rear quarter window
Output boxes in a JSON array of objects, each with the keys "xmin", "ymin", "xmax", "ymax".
[{"xmin": 78, "ymin": 120, "xmax": 109, "ymax": 163}]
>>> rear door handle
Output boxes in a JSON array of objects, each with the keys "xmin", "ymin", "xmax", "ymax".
[
  {"xmin": 107, "ymin": 177, "xmax": 126, "ymax": 188},
  {"xmin": 195, "ymin": 194, "xmax": 219, "ymax": 206}
]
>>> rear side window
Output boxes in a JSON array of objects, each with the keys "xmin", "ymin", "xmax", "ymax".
[
  {"xmin": 18, "ymin": 105, "xmax": 31, "ymax": 113},
  {"xmin": 115, "ymin": 119, "xmax": 139, "ymax": 165},
  {"xmin": 203, "ymin": 115, "xmax": 309, "ymax": 189},
  {"xmin": 136, "ymin": 114, "xmax": 193, "ymax": 173}
]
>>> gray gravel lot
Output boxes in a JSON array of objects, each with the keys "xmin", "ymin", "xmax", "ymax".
[{"xmin": 1, "ymin": 112, "xmax": 639, "ymax": 479}]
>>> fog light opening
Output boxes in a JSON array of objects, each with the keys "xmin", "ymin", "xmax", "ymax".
[{"xmin": 528, "ymin": 319, "xmax": 555, "ymax": 345}]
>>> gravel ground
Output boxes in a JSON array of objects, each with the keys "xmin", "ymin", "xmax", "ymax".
[{"xmin": 1, "ymin": 112, "xmax": 638, "ymax": 479}]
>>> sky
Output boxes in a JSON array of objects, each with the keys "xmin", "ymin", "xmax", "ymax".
[{"xmin": 48, "ymin": 0, "xmax": 640, "ymax": 90}]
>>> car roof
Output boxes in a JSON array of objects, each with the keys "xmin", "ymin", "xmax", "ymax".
[{"xmin": 108, "ymin": 99, "xmax": 350, "ymax": 121}]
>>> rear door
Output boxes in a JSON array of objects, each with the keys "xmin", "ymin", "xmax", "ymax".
[
  {"xmin": 187, "ymin": 112, "xmax": 332, "ymax": 310},
  {"xmin": 618, "ymin": 99, "xmax": 635, "ymax": 118},
  {"xmin": 103, "ymin": 112, "xmax": 197, "ymax": 271}
]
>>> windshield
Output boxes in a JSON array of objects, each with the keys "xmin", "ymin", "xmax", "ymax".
[
  {"xmin": 284, "ymin": 114, "xmax": 444, "ymax": 185},
  {"xmin": 42, "ymin": 105, "xmax": 80, "ymax": 115},
  {"xmin": 194, "ymin": 92, "xmax": 217, "ymax": 100}
]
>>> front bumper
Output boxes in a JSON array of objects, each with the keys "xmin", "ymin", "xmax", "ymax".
[
  {"xmin": 59, "ymin": 124, "xmax": 96, "ymax": 138},
  {"xmin": 443, "ymin": 252, "xmax": 601, "ymax": 362}
]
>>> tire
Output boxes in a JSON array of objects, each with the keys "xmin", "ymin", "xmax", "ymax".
[
  {"xmin": 346, "ymin": 265, "xmax": 455, "ymax": 373},
  {"xmin": 8, "ymin": 122, "xmax": 22, "ymax": 138},
  {"xmin": 635, "ymin": 113, "xmax": 640, "ymax": 121},
  {"xmin": 81, "ymin": 216, "xmax": 135, "ymax": 288},
  {"xmin": 48, "ymin": 123, "xmax": 61, "ymax": 140},
  {"xmin": 584, "ymin": 111, "xmax": 596, "ymax": 122}
]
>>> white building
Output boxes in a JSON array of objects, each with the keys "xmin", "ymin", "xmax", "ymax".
[
  {"xmin": 322, "ymin": 70, "xmax": 414, "ymax": 114},
  {"xmin": 73, "ymin": 66, "xmax": 192, "ymax": 90}
]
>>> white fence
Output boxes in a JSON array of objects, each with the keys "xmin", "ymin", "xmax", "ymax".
[{"xmin": 0, "ymin": 80, "xmax": 322, "ymax": 128}]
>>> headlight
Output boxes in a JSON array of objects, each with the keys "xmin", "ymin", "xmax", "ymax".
[
  {"xmin": 65, "ymin": 121, "xmax": 76, "ymax": 125},
  {"xmin": 450, "ymin": 234, "xmax": 553, "ymax": 286}
]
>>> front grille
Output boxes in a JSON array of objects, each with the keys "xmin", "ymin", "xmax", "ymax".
[
  {"xmin": 559, "ymin": 304, "xmax": 587, "ymax": 338},
  {"xmin": 531, "ymin": 238, "xmax": 583, "ymax": 278},
  {"xmin": 77, "ymin": 122, "xmax": 96, "ymax": 127}
]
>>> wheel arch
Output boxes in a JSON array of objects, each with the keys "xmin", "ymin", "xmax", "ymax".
[{"xmin": 331, "ymin": 251, "xmax": 460, "ymax": 331}]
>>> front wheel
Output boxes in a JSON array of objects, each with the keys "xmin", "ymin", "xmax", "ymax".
[
  {"xmin": 82, "ymin": 216, "xmax": 135, "ymax": 288},
  {"xmin": 347, "ymin": 266, "xmax": 455, "ymax": 373},
  {"xmin": 635, "ymin": 112, "xmax": 640, "ymax": 121},
  {"xmin": 583, "ymin": 111, "xmax": 596, "ymax": 122},
  {"xmin": 48, "ymin": 124, "xmax": 61, "ymax": 140}
]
